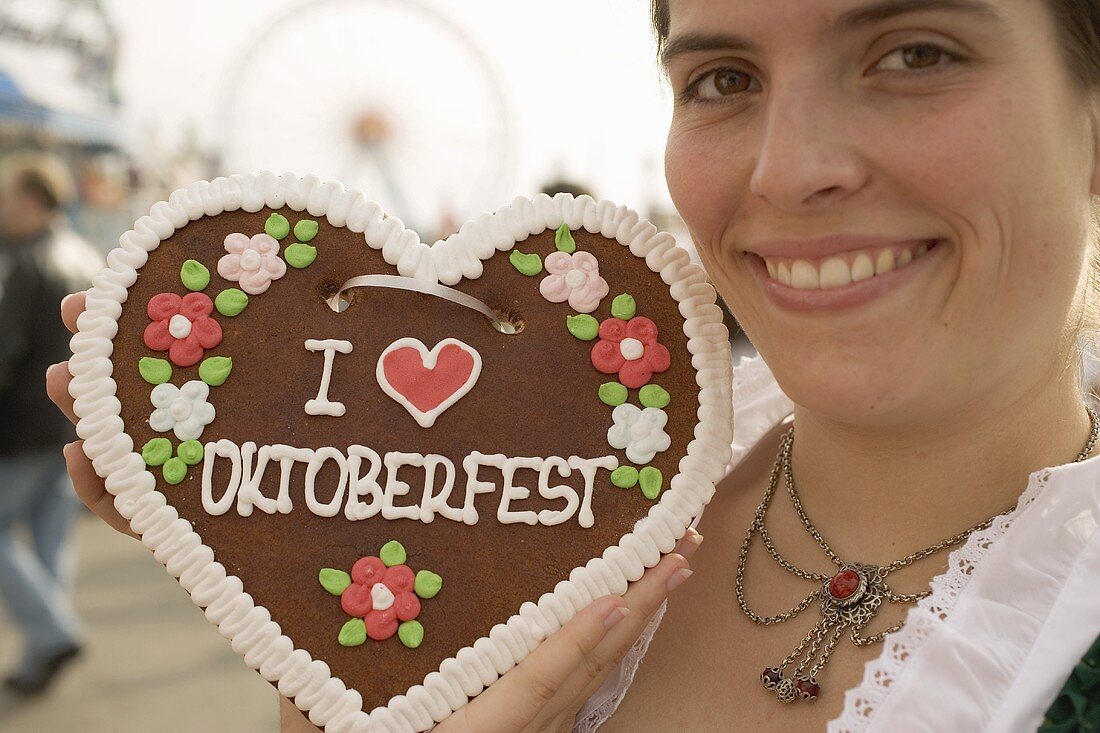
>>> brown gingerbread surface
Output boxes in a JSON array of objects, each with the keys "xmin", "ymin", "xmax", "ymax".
[{"xmin": 111, "ymin": 208, "xmax": 700, "ymax": 712}]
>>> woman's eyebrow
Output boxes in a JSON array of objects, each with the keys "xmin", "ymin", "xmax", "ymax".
[{"xmin": 660, "ymin": 0, "xmax": 1008, "ymax": 67}]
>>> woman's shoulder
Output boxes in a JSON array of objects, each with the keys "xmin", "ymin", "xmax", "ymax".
[{"xmin": 832, "ymin": 450, "xmax": 1100, "ymax": 732}]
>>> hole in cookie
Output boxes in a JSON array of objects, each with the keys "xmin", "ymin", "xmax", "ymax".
[{"xmin": 492, "ymin": 309, "xmax": 525, "ymax": 335}]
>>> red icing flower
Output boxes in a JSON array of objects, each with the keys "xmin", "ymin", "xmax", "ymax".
[
  {"xmin": 590, "ymin": 316, "xmax": 671, "ymax": 388},
  {"xmin": 340, "ymin": 556, "xmax": 421, "ymax": 641},
  {"xmin": 143, "ymin": 292, "xmax": 223, "ymax": 367}
]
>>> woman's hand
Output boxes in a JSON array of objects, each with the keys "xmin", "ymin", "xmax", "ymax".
[
  {"xmin": 47, "ymin": 291, "xmax": 138, "ymax": 539},
  {"xmin": 431, "ymin": 538, "xmax": 698, "ymax": 733},
  {"xmin": 53, "ymin": 290, "xmax": 702, "ymax": 733}
]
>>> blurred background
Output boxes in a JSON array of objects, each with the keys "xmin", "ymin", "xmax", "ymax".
[{"xmin": 0, "ymin": 0, "xmax": 752, "ymax": 731}]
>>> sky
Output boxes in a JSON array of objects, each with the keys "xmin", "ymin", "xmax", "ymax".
[{"xmin": 99, "ymin": 0, "xmax": 677, "ymax": 234}]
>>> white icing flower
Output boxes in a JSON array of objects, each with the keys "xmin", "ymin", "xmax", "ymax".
[
  {"xmin": 607, "ymin": 403, "xmax": 671, "ymax": 465},
  {"xmin": 149, "ymin": 380, "xmax": 216, "ymax": 441}
]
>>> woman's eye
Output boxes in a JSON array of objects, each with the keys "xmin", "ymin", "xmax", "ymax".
[
  {"xmin": 873, "ymin": 43, "xmax": 961, "ymax": 74},
  {"xmin": 682, "ymin": 68, "xmax": 756, "ymax": 103}
]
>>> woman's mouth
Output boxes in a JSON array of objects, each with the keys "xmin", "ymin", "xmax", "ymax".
[{"xmin": 744, "ymin": 238, "xmax": 945, "ymax": 312}]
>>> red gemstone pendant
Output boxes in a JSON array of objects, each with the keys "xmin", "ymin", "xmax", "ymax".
[{"xmin": 826, "ymin": 567, "xmax": 866, "ymax": 606}]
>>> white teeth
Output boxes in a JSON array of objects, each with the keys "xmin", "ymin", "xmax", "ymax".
[
  {"xmin": 790, "ymin": 260, "xmax": 819, "ymax": 289},
  {"xmin": 851, "ymin": 253, "xmax": 874, "ymax": 282},
  {"xmin": 777, "ymin": 261, "xmax": 792, "ymax": 286},
  {"xmin": 760, "ymin": 239, "xmax": 940, "ymax": 290},
  {"xmin": 818, "ymin": 257, "xmax": 851, "ymax": 289},
  {"xmin": 875, "ymin": 249, "xmax": 896, "ymax": 275}
]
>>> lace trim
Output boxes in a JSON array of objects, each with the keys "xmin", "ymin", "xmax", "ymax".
[
  {"xmin": 573, "ymin": 602, "xmax": 670, "ymax": 732},
  {"xmin": 827, "ymin": 468, "xmax": 1053, "ymax": 732},
  {"xmin": 733, "ymin": 353, "xmax": 774, "ymax": 397}
]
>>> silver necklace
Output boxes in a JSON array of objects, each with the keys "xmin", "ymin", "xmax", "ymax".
[{"xmin": 735, "ymin": 403, "xmax": 1099, "ymax": 703}]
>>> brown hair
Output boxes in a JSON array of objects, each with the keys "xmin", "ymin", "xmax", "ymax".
[
  {"xmin": 651, "ymin": 0, "xmax": 1100, "ymax": 388},
  {"xmin": 0, "ymin": 151, "xmax": 75, "ymax": 213}
]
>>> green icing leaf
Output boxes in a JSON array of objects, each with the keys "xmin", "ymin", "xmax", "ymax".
[
  {"xmin": 294, "ymin": 219, "xmax": 319, "ymax": 242},
  {"xmin": 181, "ymin": 259, "xmax": 210, "ymax": 291},
  {"xmin": 215, "ymin": 288, "xmax": 248, "ymax": 317},
  {"xmin": 138, "ymin": 357, "xmax": 172, "ymax": 385},
  {"xmin": 380, "ymin": 540, "xmax": 406, "ymax": 567},
  {"xmin": 566, "ymin": 314, "xmax": 599, "ymax": 341},
  {"xmin": 611, "ymin": 465, "xmax": 639, "ymax": 489},
  {"xmin": 177, "ymin": 440, "xmax": 204, "ymax": 466},
  {"xmin": 199, "ymin": 356, "xmax": 233, "ymax": 387},
  {"xmin": 285, "ymin": 243, "xmax": 317, "ymax": 269},
  {"xmin": 398, "ymin": 620, "xmax": 425, "ymax": 649},
  {"xmin": 639, "ymin": 466, "xmax": 663, "ymax": 500},
  {"xmin": 414, "ymin": 570, "xmax": 443, "ymax": 599},
  {"xmin": 509, "ymin": 249, "xmax": 542, "ymax": 276},
  {"xmin": 611, "ymin": 293, "xmax": 636, "ymax": 320},
  {"xmin": 639, "ymin": 384, "xmax": 670, "ymax": 409},
  {"xmin": 163, "ymin": 457, "xmax": 187, "ymax": 485},
  {"xmin": 319, "ymin": 568, "xmax": 352, "ymax": 596},
  {"xmin": 141, "ymin": 438, "xmax": 173, "ymax": 467},
  {"xmin": 265, "ymin": 213, "xmax": 290, "ymax": 239},
  {"xmin": 598, "ymin": 382, "xmax": 628, "ymax": 407},
  {"xmin": 338, "ymin": 618, "xmax": 367, "ymax": 647},
  {"xmin": 554, "ymin": 223, "xmax": 577, "ymax": 254}
]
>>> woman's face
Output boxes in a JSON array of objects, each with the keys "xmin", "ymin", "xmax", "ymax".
[{"xmin": 664, "ymin": 0, "xmax": 1100, "ymax": 425}]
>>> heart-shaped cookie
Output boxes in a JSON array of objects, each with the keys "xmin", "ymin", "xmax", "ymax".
[{"xmin": 69, "ymin": 172, "xmax": 732, "ymax": 732}]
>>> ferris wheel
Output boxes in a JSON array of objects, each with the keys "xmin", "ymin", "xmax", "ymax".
[{"xmin": 218, "ymin": 0, "xmax": 515, "ymax": 239}]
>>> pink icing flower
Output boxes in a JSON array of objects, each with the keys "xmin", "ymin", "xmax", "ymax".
[
  {"xmin": 143, "ymin": 292, "xmax": 222, "ymax": 367},
  {"xmin": 340, "ymin": 556, "xmax": 421, "ymax": 641},
  {"xmin": 590, "ymin": 316, "xmax": 671, "ymax": 389},
  {"xmin": 539, "ymin": 251, "xmax": 609, "ymax": 314},
  {"xmin": 217, "ymin": 232, "xmax": 287, "ymax": 294}
]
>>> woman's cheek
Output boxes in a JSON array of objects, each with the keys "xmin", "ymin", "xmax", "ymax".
[{"xmin": 666, "ymin": 122, "xmax": 738, "ymax": 254}]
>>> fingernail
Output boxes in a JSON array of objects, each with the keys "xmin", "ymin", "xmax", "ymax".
[
  {"xmin": 674, "ymin": 530, "xmax": 704, "ymax": 561},
  {"xmin": 667, "ymin": 568, "xmax": 693, "ymax": 593},
  {"xmin": 603, "ymin": 605, "xmax": 630, "ymax": 631}
]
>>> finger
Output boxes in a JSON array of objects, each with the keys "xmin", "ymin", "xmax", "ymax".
[
  {"xmin": 438, "ymin": 594, "xmax": 630, "ymax": 733},
  {"xmin": 592, "ymin": 529, "xmax": 700, "ymax": 656},
  {"xmin": 46, "ymin": 362, "xmax": 77, "ymax": 425},
  {"xmin": 64, "ymin": 441, "xmax": 138, "ymax": 540},
  {"xmin": 61, "ymin": 291, "xmax": 86, "ymax": 335},
  {"xmin": 531, "ymin": 542, "xmax": 697, "ymax": 728}
]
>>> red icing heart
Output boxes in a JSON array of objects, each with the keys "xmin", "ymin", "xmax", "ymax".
[{"xmin": 377, "ymin": 338, "xmax": 481, "ymax": 427}]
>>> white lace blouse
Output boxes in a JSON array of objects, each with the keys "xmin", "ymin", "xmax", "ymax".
[{"xmin": 574, "ymin": 353, "xmax": 1100, "ymax": 732}]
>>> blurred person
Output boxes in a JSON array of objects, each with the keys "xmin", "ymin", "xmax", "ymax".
[{"xmin": 0, "ymin": 151, "xmax": 101, "ymax": 696}]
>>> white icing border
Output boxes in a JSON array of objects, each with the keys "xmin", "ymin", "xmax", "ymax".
[{"xmin": 68, "ymin": 172, "xmax": 734, "ymax": 732}]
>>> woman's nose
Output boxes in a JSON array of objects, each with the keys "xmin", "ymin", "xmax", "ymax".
[{"xmin": 747, "ymin": 76, "xmax": 871, "ymax": 212}]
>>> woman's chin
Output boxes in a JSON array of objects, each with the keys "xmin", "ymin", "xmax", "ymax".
[{"xmin": 764, "ymin": 352, "xmax": 932, "ymax": 423}]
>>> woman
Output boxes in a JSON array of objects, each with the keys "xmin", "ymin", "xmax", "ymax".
[{"xmin": 47, "ymin": 0, "xmax": 1100, "ymax": 730}]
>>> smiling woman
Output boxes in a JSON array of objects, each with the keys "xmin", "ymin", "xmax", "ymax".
[
  {"xmin": 41, "ymin": 1, "xmax": 1100, "ymax": 732},
  {"xmin": 572, "ymin": 0, "xmax": 1100, "ymax": 731}
]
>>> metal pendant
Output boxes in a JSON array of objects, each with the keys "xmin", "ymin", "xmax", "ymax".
[{"xmin": 760, "ymin": 563, "xmax": 885, "ymax": 703}]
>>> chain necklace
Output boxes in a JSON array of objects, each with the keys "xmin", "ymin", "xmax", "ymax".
[{"xmin": 735, "ymin": 403, "xmax": 1099, "ymax": 704}]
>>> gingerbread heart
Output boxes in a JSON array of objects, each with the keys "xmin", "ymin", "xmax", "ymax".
[{"xmin": 69, "ymin": 172, "xmax": 732, "ymax": 732}]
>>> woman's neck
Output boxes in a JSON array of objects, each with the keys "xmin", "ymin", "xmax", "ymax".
[{"xmin": 785, "ymin": 359, "xmax": 1093, "ymax": 564}]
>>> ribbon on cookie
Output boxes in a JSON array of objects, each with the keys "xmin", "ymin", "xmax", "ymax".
[{"xmin": 326, "ymin": 274, "xmax": 519, "ymax": 334}]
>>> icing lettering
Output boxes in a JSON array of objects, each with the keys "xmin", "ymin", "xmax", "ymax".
[
  {"xmin": 200, "ymin": 441, "xmax": 618, "ymax": 528},
  {"xmin": 304, "ymin": 339, "xmax": 353, "ymax": 416}
]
